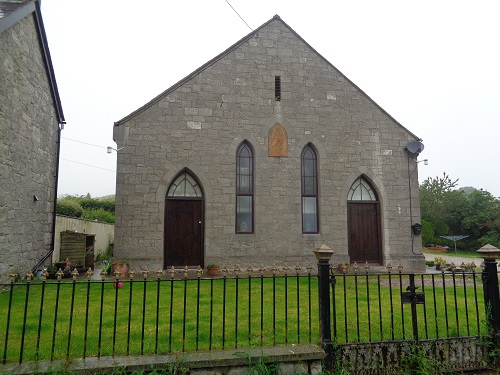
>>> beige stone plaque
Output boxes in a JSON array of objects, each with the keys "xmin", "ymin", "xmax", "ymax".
[{"xmin": 268, "ymin": 123, "xmax": 288, "ymax": 157}]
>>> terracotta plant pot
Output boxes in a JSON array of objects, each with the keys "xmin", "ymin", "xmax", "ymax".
[{"xmin": 207, "ymin": 266, "xmax": 220, "ymax": 276}]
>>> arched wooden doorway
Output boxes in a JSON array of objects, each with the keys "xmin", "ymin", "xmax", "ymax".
[
  {"xmin": 164, "ymin": 171, "xmax": 204, "ymax": 268},
  {"xmin": 347, "ymin": 177, "xmax": 382, "ymax": 264}
]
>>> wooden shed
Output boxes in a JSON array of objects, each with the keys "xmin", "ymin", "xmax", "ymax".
[{"xmin": 60, "ymin": 230, "xmax": 95, "ymax": 268}]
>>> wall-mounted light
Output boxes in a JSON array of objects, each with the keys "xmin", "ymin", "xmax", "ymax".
[
  {"xmin": 33, "ymin": 195, "xmax": 39, "ymax": 202},
  {"xmin": 417, "ymin": 159, "xmax": 429, "ymax": 165},
  {"xmin": 107, "ymin": 146, "xmax": 124, "ymax": 154}
]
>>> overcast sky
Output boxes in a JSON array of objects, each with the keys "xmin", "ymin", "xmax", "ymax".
[{"xmin": 40, "ymin": 0, "xmax": 500, "ymax": 198}]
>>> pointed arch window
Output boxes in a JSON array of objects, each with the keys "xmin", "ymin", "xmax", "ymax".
[
  {"xmin": 301, "ymin": 145, "xmax": 318, "ymax": 233},
  {"xmin": 348, "ymin": 177, "xmax": 377, "ymax": 201},
  {"xmin": 236, "ymin": 141, "xmax": 253, "ymax": 233},
  {"xmin": 167, "ymin": 172, "xmax": 203, "ymax": 197}
]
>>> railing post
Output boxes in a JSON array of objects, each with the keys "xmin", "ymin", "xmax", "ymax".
[
  {"xmin": 477, "ymin": 244, "xmax": 500, "ymax": 345},
  {"xmin": 408, "ymin": 273, "xmax": 419, "ymax": 341},
  {"xmin": 314, "ymin": 244, "xmax": 334, "ymax": 371}
]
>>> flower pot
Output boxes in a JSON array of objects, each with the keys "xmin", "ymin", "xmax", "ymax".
[{"xmin": 207, "ymin": 266, "xmax": 220, "ymax": 276}]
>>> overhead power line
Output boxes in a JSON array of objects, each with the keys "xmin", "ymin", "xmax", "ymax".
[
  {"xmin": 61, "ymin": 137, "xmax": 108, "ymax": 149},
  {"xmin": 60, "ymin": 158, "xmax": 116, "ymax": 173},
  {"xmin": 225, "ymin": 0, "xmax": 253, "ymax": 31}
]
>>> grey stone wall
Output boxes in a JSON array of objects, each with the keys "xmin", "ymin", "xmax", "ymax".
[
  {"xmin": 113, "ymin": 18, "xmax": 425, "ymax": 272},
  {"xmin": 0, "ymin": 15, "xmax": 59, "ymax": 280}
]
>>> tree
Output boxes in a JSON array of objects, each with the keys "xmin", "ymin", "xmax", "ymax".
[
  {"xmin": 419, "ymin": 173, "xmax": 459, "ymax": 225},
  {"xmin": 420, "ymin": 173, "xmax": 500, "ymax": 250},
  {"xmin": 421, "ymin": 219, "xmax": 434, "ymax": 247}
]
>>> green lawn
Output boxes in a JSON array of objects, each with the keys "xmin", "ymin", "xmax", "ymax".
[{"xmin": 0, "ymin": 272, "xmax": 487, "ymax": 364}]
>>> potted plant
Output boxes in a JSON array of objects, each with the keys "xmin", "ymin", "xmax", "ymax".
[
  {"xmin": 207, "ymin": 263, "xmax": 220, "ymax": 276},
  {"xmin": 434, "ymin": 257, "xmax": 446, "ymax": 270}
]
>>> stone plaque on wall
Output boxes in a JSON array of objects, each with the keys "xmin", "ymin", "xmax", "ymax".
[{"xmin": 268, "ymin": 123, "xmax": 288, "ymax": 157}]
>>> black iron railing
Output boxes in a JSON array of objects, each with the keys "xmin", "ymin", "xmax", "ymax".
[
  {"xmin": 0, "ymin": 267, "xmax": 318, "ymax": 364},
  {"xmin": 0, "ymin": 261, "xmax": 498, "ymax": 370},
  {"xmin": 330, "ymin": 266, "xmax": 486, "ymax": 344}
]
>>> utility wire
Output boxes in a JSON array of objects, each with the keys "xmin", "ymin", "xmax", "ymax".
[
  {"xmin": 225, "ymin": 0, "xmax": 253, "ymax": 31},
  {"xmin": 60, "ymin": 158, "xmax": 116, "ymax": 173},
  {"xmin": 61, "ymin": 137, "xmax": 108, "ymax": 149}
]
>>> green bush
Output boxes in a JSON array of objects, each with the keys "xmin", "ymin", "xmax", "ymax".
[
  {"xmin": 56, "ymin": 198, "xmax": 83, "ymax": 217},
  {"xmin": 77, "ymin": 197, "xmax": 115, "ymax": 213},
  {"xmin": 81, "ymin": 208, "xmax": 115, "ymax": 223},
  {"xmin": 57, "ymin": 195, "xmax": 115, "ymax": 222}
]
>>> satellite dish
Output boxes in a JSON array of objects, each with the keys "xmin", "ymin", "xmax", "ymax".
[{"xmin": 405, "ymin": 141, "xmax": 425, "ymax": 155}]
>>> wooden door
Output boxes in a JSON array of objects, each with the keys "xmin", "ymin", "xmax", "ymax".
[
  {"xmin": 164, "ymin": 199, "xmax": 203, "ymax": 268},
  {"xmin": 347, "ymin": 202, "xmax": 381, "ymax": 264}
]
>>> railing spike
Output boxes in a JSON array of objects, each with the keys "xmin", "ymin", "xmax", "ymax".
[
  {"xmin": 129, "ymin": 269, "xmax": 136, "ymax": 280},
  {"xmin": 271, "ymin": 265, "xmax": 278, "ymax": 276},
  {"xmin": 306, "ymin": 264, "xmax": 313, "ymax": 274},
  {"xmin": 56, "ymin": 268, "xmax": 64, "ymax": 280},
  {"xmin": 283, "ymin": 264, "xmax": 289, "ymax": 275}
]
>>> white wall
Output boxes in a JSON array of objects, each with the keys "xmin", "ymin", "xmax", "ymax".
[{"xmin": 54, "ymin": 216, "xmax": 114, "ymax": 263}]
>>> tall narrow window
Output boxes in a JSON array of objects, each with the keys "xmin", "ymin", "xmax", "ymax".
[
  {"xmin": 301, "ymin": 145, "xmax": 318, "ymax": 233},
  {"xmin": 236, "ymin": 141, "xmax": 253, "ymax": 233},
  {"xmin": 275, "ymin": 76, "xmax": 281, "ymax": 101}
]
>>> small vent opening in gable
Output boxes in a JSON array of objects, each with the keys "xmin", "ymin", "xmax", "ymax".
[{"xmin": 275, "ymin": 76, "xmax": 281, "ymax": 101}]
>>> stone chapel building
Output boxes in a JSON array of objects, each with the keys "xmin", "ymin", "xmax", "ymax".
[{"xmin": 113, "ymin": 15, "xmax": 426, "ymax": 272}]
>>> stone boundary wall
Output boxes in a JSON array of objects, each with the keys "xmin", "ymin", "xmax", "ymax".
[
  {"xmin": 0, "ymin": 338, "xmax": 489, "ymax": 374},
  {"xmin": 0, "ymin": 344, "xmax": 325, "ymax": 375}
]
